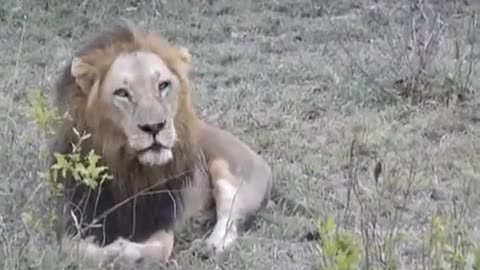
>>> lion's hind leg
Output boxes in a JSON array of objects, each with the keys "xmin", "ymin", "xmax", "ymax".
[{"xmin": 205, "ymin": 174, "xmax": 241, "ymax": 251}]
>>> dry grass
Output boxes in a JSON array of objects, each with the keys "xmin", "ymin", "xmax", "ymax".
[{"xmin": 1, "ymin": 0, "xmax": 480, "ymax": 269}]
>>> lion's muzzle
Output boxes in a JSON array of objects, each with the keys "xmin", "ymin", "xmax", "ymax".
[{"xmin": 131, "ymin": 118, "xmax": 177, "ymax": 166}]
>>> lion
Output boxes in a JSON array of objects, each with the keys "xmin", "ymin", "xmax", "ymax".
[{"xmin": 50, "ymin": 22, "xmax": 273, "ymax": 266}]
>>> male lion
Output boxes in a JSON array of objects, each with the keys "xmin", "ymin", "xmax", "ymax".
[{"xmin": 51, "ymin": 22, "xmax": 272, "ymax": 266}]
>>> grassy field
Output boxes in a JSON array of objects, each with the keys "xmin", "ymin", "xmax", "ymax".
[{"xmin": 1, "ymin": 0, "xmax": 480, "ymax": 269}]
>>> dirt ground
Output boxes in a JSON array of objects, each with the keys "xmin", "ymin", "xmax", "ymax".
[{"xmin": 1, "ymin": 0, "xmax": 480, "ymax": 269}]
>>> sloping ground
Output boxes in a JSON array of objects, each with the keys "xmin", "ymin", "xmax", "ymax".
[{"xmin": 1, "ymin": 0, "xmax": 480, "ymax": 269}]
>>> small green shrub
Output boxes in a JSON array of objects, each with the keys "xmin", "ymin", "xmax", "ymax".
[
  {"xmin": 27, "ymin": 88, "xmax": 112, "ymax": 194},
  {"xmin": 317, "ymin": 216, "xmax": 362, "ymax": 270}
]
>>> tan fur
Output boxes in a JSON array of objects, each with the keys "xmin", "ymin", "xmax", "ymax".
[
  {"xmin": 54, "ymin": 22, "xmax": 272, "ymax": 267},
  {"xmin": 209, "ymin": 159, "xmax": 231, "ymax": 180}
]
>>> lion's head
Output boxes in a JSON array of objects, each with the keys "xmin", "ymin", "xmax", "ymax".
[
  {"xmin": 57, "ymin": 23, "xmax": 198, "ymax": 169},
  {"xmin": 76, "ymin": 51, "xmax": 181, "ymax": 166}
]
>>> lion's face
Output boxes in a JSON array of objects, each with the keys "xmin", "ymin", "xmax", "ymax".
[{"xmin": 100, "ymin": 51, "xmax": 180, "ymax": 166}]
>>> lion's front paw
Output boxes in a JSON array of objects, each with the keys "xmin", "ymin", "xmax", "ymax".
[
  {"xmin": 101, "ymin": 239, "xmax": 124, "ymax": 260},
  {"xmin": 106, "ymin": 238, "xmax": 143, "ymax": 264}
]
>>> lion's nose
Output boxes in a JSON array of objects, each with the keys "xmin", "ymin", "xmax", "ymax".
[{"xmin": 138, "ymin": 120, "xmax": 166, "ymax": 136}]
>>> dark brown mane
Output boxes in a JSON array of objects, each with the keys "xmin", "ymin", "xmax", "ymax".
[{"xmin": 52, "ymin": 22, "xmax": 205, "ymax": 246}]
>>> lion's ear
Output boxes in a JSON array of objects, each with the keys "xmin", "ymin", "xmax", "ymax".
[
  {"xmin": 177, "ymin": 47, "xmax": 191, "ymax": 65},
  {"xmin": 71, "ymin": 57, "xmax": 96, "ymax": 94},
  {"xmin": 175, "ymin": 47, "xmax": 192, "ymax": 76}
]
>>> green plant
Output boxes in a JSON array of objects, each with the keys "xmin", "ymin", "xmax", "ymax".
[
  {"xmin": 40, "ymin": 129, "xmax": 113, "ymax": 192},
  {"xmin": 25, "ymin": 87, "xmax": 112, "ymax": 237},
  {"xmin": 317, "ymin": 216, "xmax": 362, "ymax": 270},
  {"xmin": 27, "ymin": 88, "xmax": 112, "ymax": 192},
  {"xmin": 27, "ymin": 88, "xmax": 63, "ymax": 136},
  {"xmin": 427, "ymin": 214, "xmax": 480, "ymax": 270}
]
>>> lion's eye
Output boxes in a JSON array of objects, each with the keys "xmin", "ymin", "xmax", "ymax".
[
  {"xmin": 113, "ymin": 88, "xmax": 131, "ymax": 99},
  {"xmin": 157, "ymin": 81, "xmax": 171, "ymax": 94}
]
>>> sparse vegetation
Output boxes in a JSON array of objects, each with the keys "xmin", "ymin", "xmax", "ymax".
[
  {"xmin": 1, "ymin": 0, "xmax": 479, "ymax": 269},
  {"xmin": 27, "ymin": 88, "xmax": 111, "ymax": 194}
]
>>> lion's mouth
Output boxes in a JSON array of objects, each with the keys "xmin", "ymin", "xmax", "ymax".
[
  {"xmin": 138, "ymin": 142, "xmax": 168, "ymax": 154},
  {"xmin": 136, "ymin": 142, "xmax": 174, "ymax": 166}
]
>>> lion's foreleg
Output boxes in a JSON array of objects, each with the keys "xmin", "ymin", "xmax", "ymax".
[
  {"xmin": 126, "ymin": 230, "xmax": 175, "ymax": 264},
  {"xmin": 63, "ymin": 236, "xmax": 123, "ymax": 266},
  {"xmin": 64, "ymin": 230, "xmax": 174, "ymax": 265},
  {"xmin": 101, "ymin": 230, "xmax": 175, "ymax": 265}
]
